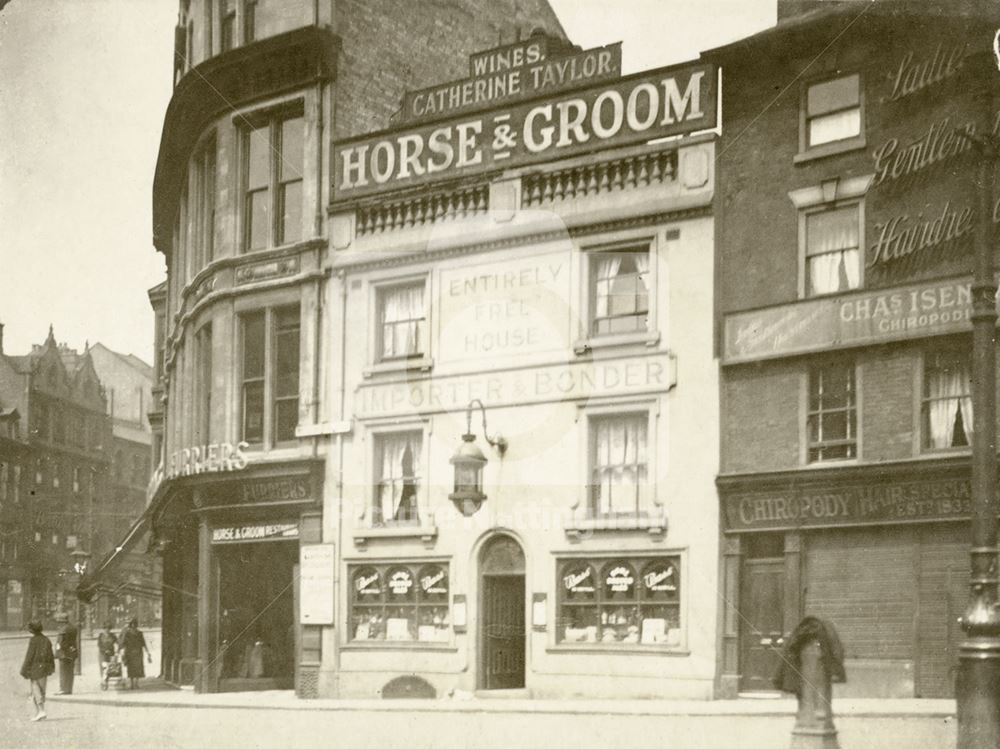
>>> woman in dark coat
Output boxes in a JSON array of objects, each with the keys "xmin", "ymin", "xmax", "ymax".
[
  {"xmin": 120, "ymin": 618, "xmax": 151, "ymax": 689},
  {"xmin": 20, "ymin": 621, "xmax": 55, "ymax": 722}
]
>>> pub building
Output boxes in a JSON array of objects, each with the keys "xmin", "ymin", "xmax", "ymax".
[
  {"xmin": 326, "ymin": 46, "xmax": 721, "ymax": 698},
  {"xmin": 705, "ymin": 1, "xmax": 1000, "ymax": 698},
  {"xmin": 79, "ymin": 0, "xmax": 567, "ymax": 695}
]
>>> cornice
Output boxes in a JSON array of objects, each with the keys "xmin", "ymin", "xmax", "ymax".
[{"xmin": 331, "ymin": 205, "xmax": 711, "ymax": 274}]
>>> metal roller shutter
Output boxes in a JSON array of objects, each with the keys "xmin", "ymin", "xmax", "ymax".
[{"xmin": 805, "ymin": 527, "xmax": 917, "ymax": 662}]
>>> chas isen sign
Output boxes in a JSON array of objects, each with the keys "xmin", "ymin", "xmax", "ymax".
[{"xmin": 332, "ymin": 62, "xmax": 716, "ymax": 200}]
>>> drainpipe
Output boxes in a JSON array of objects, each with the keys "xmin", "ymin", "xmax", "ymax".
[{"xmin": 333, "ymin": 267, "xmax": 348, "ymax": 697}]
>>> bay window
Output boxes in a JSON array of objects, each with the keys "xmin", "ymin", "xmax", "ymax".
[
  {"xmin": 557, "ymin": 557, "xmax": 681, "ymax": 647},
  {"xmin": 240, "ymin": 305, "xmax": 300, "ymax": 448},
  {"xmin": 243, "ymin": 109, "xmax": 304, "ymax": 252},
  {"xmin": 923, "ymin": 347, "xmax": 972, "ymax": 450}
]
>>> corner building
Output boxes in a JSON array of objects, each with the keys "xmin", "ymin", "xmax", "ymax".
[
  {"xmin": 327, "ymin": 51, "xmax": 720, "ymax": 697},
  {"xmin": 705, "ymin": 1, "xmax": 1000, "ymax": 699},
  {"xmin": 138, "ymin": 0, "xmax": 566, "ymax": 696}
]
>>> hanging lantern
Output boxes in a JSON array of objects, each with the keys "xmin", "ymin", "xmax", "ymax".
[{"xmin": 448, "ymin": 400, "xmax": 506, "ymax": 517}]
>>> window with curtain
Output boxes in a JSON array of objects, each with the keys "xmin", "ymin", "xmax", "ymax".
[
  {"xmin": 243, "ymin": 113, "xmax": 303, "ymax": 251},
  {"xmin": 923, "ymin": 348, "xmax": 972, "ymax": 450},
  {"xmin": 378, "ymin": 282, "xmax": 426, "ymax": 360},
  {"xmin": 591, "ymin": 250, "xmax": 650, "ymax": 335},
  {"xmin": 373, "ymin": 431, "xmax": 422, "ymax": 525},
  {"xmin": 805, "ymin": 74, "xmax": 861, "ymax": 148},
  {"xmin": 590, "ymin": 414, "xmax": 648, "ymax": 516},
  {"xmin": 807, "ymin": 362, "xmax": 856, "ymax": 462},
  {"xmin": 805, "ymin": 205, "xmax": 860, "ymax": 297}
]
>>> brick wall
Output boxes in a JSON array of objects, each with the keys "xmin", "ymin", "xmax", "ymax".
[{"xmin": 333, "ymin": 0, "xmax": 565, "ymax": 140}]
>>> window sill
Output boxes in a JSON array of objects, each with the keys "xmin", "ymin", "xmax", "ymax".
[
  {"xmin": 564, "ymin": 513, "xmax": 666, "ymax": 540},
  {"xmin": 353, "ymin": 523, "xmax": 438, "ymax": 548},
  {"xmin": 574, "ymin": 331, "xmax": 660, "ymax": 355},
  {"xmin": 546, "ymin": 644, "xmax": 689, "ymax": 656},
  {"xmin": 793, "ymin": 135, "xmax": 866, "ymax": 165},
  {"xmin": 362, "ymin": 357, "xmax": 434, "ymax": 379},
  {"xmin": 341, "ymin": 641, "xmax": 457, "ymax": 652}
]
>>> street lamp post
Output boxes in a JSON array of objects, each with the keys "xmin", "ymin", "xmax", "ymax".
[
  {"xmin": 956, "ymin": 80, "xmax": 1000, "ymax": 745},
  {"xmin": 71, "ymin": 548, "xmax": 90, "ymax": 677}
]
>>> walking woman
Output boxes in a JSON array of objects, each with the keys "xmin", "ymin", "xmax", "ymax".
[
  {"xmin": 20, "ymin": 621, "xmax": 55, "ymax": 722},
  {"xmin": 120, "ymin": 618, "xmax": 151, "ymax": 689}
]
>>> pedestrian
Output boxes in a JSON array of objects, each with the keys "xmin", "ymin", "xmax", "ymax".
[
  {"xmin": 20, "ymin": 620, "xmax": 55, "ymax": 722},
  {"xmin": 97, "ymin": 621, "xmax": 119, "ymax": 689},
  {"xmin": 120, "ymin": 617, "xmax": 151, "ymax": 690},
  {"xmin": 54, "ymin": 612, "xmax": 78, "ymax": 695}
]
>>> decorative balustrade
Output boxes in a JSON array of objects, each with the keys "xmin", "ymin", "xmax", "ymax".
[
  {"xmin": 521, "ymin": 149, "xmax": 677, "ymax": 207},
  {"xmin": 356, "ymin": 185, "xmax": 489, "ymax": 236}
]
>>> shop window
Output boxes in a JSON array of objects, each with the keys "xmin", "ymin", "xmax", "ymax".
[
  {"xmin": 378, "ymin": 282, "xmax": 426, "ymax": 361},
  {"xmin": 373, "ymin": 431, "xmax": 422, "ymax": 525},
  {"xmin": 240, "ymin": 305, "xmax": 300, "ymax": 447},
  {"xmin": 801, "ymin": 74, "xmax": 862, "ymax": 153},
  {"xmin": 242, "ymin": 111, "xmax": 303, "ymax": 251},
  {"xmin": 243, "ymin": 0, "xmax": 257, "ymax": 43},
  {"xmin": 349, "ymin": 563, "xmax": 450, "ymax": 644},
  {"xmin": 590, "ymin": 248, "xmax": 649, "ymax": 336},
  {"xmin": 923, "ymin": 347, "xmax": 972, "ymax": 450},
  {"xmin": 807, "ymin": 361, "xmax": 856, "ymax": 462},
  {"xmin": 557, "ymin": 557, "xmax": 681, "ymax": 647},
  {"xmin": 220, "ymin": 0, "xmax": 235, "ymax": 52},
  {"xmin": 805, "ymin": 204, "xmax": 860, "ymax": 297},
  {"xmin": 590, "ymin": 413, "xmax": 649, "ymax": 517},
  {"xmin": 191, "ymin": 135, "xmax": 216, "ymax": 270}
]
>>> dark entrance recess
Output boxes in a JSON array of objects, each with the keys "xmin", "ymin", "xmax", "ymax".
[
  {"xmin": 740, "ymin": 533, "xmax": 786, "ymax": 692},
  {"xmin": 216, "ymin": 540, "xmax": 297, "ymax": 691},
  {"xmin": 479, "ymin": 535, "xmax": 526, "ymax": 690}
]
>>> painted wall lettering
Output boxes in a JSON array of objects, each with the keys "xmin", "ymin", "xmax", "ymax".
[{"xmin": 887, "ymin": 43, "xmax": 966, "ymax": 102}]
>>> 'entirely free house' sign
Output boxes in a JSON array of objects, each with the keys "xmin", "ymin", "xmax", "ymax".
[{"xmin": 332, "ymin": 62, "xmax": 716, "ymax": 200}]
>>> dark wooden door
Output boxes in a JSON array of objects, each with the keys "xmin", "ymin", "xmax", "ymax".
[
  {"xmin": 740, "ymin": 559, "xmax": 785, "ymax": 692},
  {"xmin": 482, "ymin": 575, "xmax": 525, "ymax": 690}
]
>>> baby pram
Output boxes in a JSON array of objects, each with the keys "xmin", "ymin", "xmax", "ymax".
[{"xmin": 101, "ymin": 655, "xmax": 124, "ymax": 690}]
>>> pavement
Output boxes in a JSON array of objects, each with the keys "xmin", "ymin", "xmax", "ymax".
[{"xmin": 0, "ymin": 630, "xmax": 958, "ymax": 747}]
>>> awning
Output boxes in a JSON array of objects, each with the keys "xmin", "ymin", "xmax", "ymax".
[{"xmin": 76, "ymin": 479, "xmax": 178, "ymax": 603}]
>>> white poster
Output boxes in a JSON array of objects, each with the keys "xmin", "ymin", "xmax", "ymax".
[{"xmin": 299, "ymin": 544, "xmax": 335, "ymax": 625}]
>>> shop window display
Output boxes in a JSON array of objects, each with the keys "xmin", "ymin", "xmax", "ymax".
[
  {"xmin": 350, "ymin": 563, "xmax": 450, "ymax": 644},
  {"xmin": 557, "ymin": 557, "xmax": 680, "ymax": 647}
]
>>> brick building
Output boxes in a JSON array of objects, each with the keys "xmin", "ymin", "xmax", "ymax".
[{"xmin": 705, "ymin": 1, "xmax": 1000, "ymax": 698}]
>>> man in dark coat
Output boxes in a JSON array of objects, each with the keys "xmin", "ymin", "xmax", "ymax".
[
  {"xmin": 54, "ymin": 612, "xmax": 78, "ymax": 695},
  {"xmin": 20, "ymin": 621, "xmax": 55, "ymax": 721}
]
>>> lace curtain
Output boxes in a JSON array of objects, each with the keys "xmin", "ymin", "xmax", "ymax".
[
  {"xmin": 807, "ymin": 207, "xmax": 860, "ymax": 295},
  {"xmin": 592, "ymin": 417, "xmax": 648, "ymax": 515},
  {"xmin": 381, "ymin": 285, "xmax": 424, "ymax": 358},
  {"xmin": 927, "ymin": 358, "xmax": 973, "ymax": 449},
  {"xmin": 376, "ymin": 433, "xmax": 421, "ymax": 523}
]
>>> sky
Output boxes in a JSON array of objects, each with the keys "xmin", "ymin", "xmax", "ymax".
[{"xmin": 0, "ymin": 0, "xmax": 776, "ymax": 364}]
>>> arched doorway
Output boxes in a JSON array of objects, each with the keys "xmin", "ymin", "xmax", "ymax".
[{"xmin": 478, "ymin": 535, "xmax": 526, "ymax": 690}]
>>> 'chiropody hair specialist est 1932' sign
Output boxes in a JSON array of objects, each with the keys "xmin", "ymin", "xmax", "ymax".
[{"xmin": 332, "ymin": 62, "xmax": 717, "ymax": 200}]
